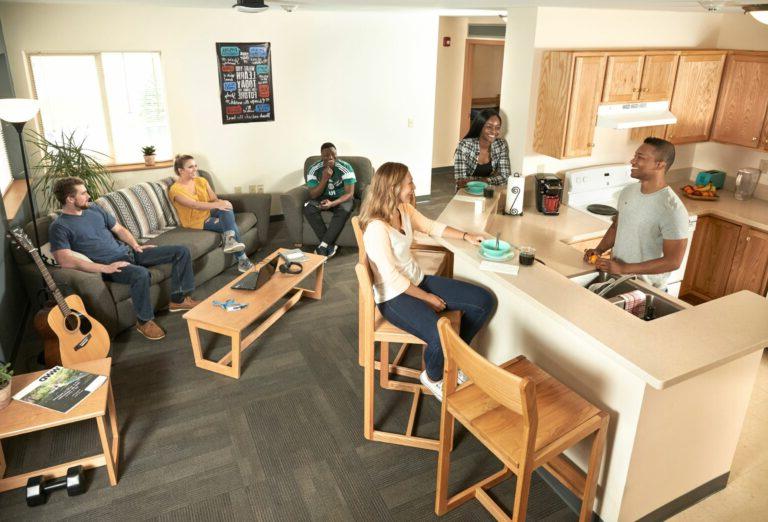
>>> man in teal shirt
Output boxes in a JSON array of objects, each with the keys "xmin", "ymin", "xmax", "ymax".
[{"xmin": 304, "ymin": 142, "xmax": 356, "ymax": 258}]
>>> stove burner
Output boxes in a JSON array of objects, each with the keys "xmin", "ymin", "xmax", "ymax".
[{"xmin": 586, "ymin": 204, "xmax": 618, "ymax": 216}]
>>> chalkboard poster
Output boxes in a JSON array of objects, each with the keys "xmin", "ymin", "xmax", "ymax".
[{"xmin": 216, "ymin": 42, "xmax": 274, "ymax": 124}]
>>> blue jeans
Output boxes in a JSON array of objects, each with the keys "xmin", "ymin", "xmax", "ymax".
[
  {"xmin": 103, "ymin": 245, "xmax": 195, "ymax": 322},
  {"xmin": 204, "ymin": 209, "xmax": 245, "ymax": 259},
  {"xmin": 377, "ymin": 275, "xmax": 496, "ymax": 381}
]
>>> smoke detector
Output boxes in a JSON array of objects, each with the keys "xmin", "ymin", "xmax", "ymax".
[{"xmin": 233, "ymin": 0, "xmax": 269, "ymax": 13}]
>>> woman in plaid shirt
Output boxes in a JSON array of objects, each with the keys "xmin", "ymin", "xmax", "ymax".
[{"xmin": 453, "ymin": 108, "xmax": 511, "ymax": 191}]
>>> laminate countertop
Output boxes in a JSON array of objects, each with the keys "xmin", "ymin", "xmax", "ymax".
[{"xmin": 435, "ymin": 188, "xmax": 768, "ymax": 390}]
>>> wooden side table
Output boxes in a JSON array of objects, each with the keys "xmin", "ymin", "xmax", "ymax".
[
  {"xmin": 183, "ymin": 249, "xmax": 325, "ymax": 379},
  {"xmin": 0, "ymin": 358, "xmax": 119, "ymax": 493}
]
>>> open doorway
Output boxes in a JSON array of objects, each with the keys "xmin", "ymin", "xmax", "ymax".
[
  {"xmin": 460, "ymin": 39, "xmax": 504, "ymax": 138},
  {"xmin": 432, "ymin": 18, "xmax": 505, "ymax": 176}
]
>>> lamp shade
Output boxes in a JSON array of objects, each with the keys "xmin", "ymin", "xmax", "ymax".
[
  {"xmin": 0, "ymin": 98, "xmax": 40, "ymax": 123},
  {"xmin": 744, "ymin": 5, "xmax": 768, "ymax": 25}
]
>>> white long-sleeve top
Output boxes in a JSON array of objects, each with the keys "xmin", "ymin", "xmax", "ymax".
[{"xmin": 362, "ymin": 203, "xmax": 447, "ymax": 303}]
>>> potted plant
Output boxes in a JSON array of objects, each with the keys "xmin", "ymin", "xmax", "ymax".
[
  {"xmin": 142, "ymin": 145, "xmax": 157, "ymax": 167},
  {"xmin": 28, "ymin": 130, "xmax": 115, "ymax": 212},
  {"xmin": 0, "ymin": 362, "xmax": 13, "ymax": 410}
]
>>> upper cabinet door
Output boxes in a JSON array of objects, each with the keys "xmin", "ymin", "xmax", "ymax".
[
  {"xmin": 711, "ymin": 53, "xmax": 768, "ymax": 149},
  {"xmin": 665, "ymin": 52, "xmax": 726, "ymax": 144},
  {"xmin": 639, "ymin": 53, "xmax": 679, "ymax": 101},
  {"xmin": 563, "ymin": 55, "xmax": 608, "ymax": 158},
  {"xmin": 602, "ymin": 55, "xmax": 644, "ymax": 103}
]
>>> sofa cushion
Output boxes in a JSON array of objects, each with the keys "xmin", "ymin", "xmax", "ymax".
[
  {"xmin": 105, "ymin": 265, "xmax": 169, "ymax": 302},
  {"xmin": 95, "ymin": 181, "xmax": 179, "ymax": 243},
  {"xmin": 234, "ymin": 212, "xmax": 257, "ymax": 234},
  {"xmin": 149, "ymin": 227, "xmax": 221, "ymax": 260}
]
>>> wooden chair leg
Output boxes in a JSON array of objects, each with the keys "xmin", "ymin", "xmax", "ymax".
[
  {"xmin": 435, "ymin": 408, "xmax": 455, "ymax": 516},
  {"xmin": 364, "ymin": 339, "xmax": 376, "ymax": 441},
  {"xmin": 579, "ymin": 413, "xmax": 609, "ymax": 522},
  {"xmin": 380, "ymin": 342, "xmax": 390, "ymax": 388},
  {"xmin": 511, "ymin": 466, "xmax": 533, "ymax": 522}
]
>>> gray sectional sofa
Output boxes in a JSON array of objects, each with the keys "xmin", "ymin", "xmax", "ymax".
[{"xmin": 15, "ymin": 171, "xmax": 271, "ymax": 336}]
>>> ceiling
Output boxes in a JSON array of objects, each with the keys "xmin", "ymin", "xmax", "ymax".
[{"xmin": 0, "ymin": 0, "xmax": 750, "ymax": 13}]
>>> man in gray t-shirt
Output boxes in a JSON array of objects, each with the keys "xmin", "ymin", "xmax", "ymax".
[{"xmin": 584, "ymin": 138, "xmax": 690, "ymax": 288}]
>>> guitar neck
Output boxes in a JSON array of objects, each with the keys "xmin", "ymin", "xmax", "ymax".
[{"xmin": 30, "ymin": 252, "xmax": 71, "ymax": 315}]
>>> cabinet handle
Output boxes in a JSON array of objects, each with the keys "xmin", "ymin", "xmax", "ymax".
[
  {"xmin": 752, "ymin": 137, "xmax": 759, "ymax": 141},
  {"xmin": 589, "ymin": 142, "xmax": 595, "ymax": 147},
  {"xmin": 746, "ymin": 236, "xmax": 751, "ymax": 242},
  {"xmin": 632, "ymin": 88, "xmax": 638, "ymax": 92}
]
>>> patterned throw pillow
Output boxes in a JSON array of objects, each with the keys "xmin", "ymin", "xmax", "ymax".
[
  {"xmin": 40, "ymin": 242, "xmax": 92, "ymax": 267},
  {"xmin": 95, "ymin": 182, "xmax": 178, "ymax": 243}
]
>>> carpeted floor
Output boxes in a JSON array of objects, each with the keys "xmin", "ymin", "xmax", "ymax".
[{"xmin": 0, "ymin": 171, "xmax": 576, "ymax": 521}]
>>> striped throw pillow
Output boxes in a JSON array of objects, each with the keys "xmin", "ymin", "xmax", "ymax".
[{"xmin": 95, "ymin": 182, "xmax": 179, "ymax": 243}]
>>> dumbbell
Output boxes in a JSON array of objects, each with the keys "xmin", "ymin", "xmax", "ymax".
[{"xmin": 26, "ymin": 465, "xmax": 85, "ymax": 506}]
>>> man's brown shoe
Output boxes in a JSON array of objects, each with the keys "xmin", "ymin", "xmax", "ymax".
[
  {"xmin": 169, "ymin": 296, "xmax": 201, "ymax": 312},
  {"xmin": 136, "ymin": 320, "xmax": 165, "ymax": 340}
]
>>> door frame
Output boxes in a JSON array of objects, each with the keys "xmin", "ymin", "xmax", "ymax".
[{"xmin": 460, "ymin": 38, "xmax": 505, "ymax": 138}]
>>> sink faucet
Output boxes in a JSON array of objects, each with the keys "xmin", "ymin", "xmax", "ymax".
[{"xmin": 596, "ymin": 274, "xmax": 638, "ymax": 297}]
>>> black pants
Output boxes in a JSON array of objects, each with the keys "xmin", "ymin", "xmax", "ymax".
[{"xmin": 303, "ymin": 199, "xmax": 353, "ymax": 245}]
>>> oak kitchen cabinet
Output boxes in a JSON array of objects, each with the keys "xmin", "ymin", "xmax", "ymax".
[
  {"xmin": 602, "ymin": 52, "xmax": 679, "ymax": 103},
  {"xmin": 711, "ymin": 53, "xmax": 768, "ymax": 149},
  {"xmin": 681, "ymin": 215, "xmax": 768, "ymax": 302},
  {"xmin": 630, "ymin": 51, "xmax": 727, "ymax": 144},
  {"xmin": 533, "ymin": 52, "xmax": 607, "ymax": 159}
]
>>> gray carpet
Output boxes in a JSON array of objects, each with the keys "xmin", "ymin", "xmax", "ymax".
[{"xmin": 1, "ymin": 172, "xmax": 576, "ymax": 521}]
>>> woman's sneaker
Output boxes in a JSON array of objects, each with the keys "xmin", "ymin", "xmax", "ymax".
[
  {"xmin": 419, "ymin": 371, "xmax": 443, "ymax": 402},
  {"xmin": 238, "ymin": 257, "xmax": 254, "ymax": 273},
  {"xmin": 223, "ymin": 233, "xmax": 246, "ymax": 254}
]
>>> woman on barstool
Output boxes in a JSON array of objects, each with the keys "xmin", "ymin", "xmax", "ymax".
[
  {"xmin": 168, "ymin": 154, "xmax": 254, "ymax": 273},
  {"xmin": 453, "ymin": 108, "xmax": 511, "ymax": 191},
  {"xmin": 359, "ymin": 162, "xmax": 497, "ymax": 401}
]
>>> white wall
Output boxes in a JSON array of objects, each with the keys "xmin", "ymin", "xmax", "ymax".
[
  {"xmin": 0, "ymin": 2, "xmax": 439, "ymax": 206},
  {"xmin": 432, "ymin": 16, "xmax": 467, "ymax": 168}
]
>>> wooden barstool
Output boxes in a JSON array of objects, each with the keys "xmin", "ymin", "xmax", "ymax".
[
  {"xmin": 435, "ymin": 317, "xmax": 609, "ymax": 521},
  {"xmin": 352, "ymin": 217, "xmax": 460, "ymax": 451},
  {"xmin": 352, "ymin": 216, "xmax": 453, "ymax": 368}
]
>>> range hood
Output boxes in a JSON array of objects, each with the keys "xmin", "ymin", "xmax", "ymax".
[{"xmin": 596, "ymin": 101, "xmax": 677, "ymax": 130}]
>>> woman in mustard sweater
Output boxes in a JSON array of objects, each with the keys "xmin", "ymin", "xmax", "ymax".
[{"xmin": 168, "ymin": 154, "xmax": 253, "ymax": 273}]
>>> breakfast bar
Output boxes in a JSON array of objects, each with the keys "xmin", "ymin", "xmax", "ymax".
[{"xmin": 434, "ymin": 189, "xmax": 768, "ymax": 521}]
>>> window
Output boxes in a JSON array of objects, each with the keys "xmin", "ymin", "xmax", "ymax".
[
  {"xmin": 29, "ymin": 52, "xmax": 171, "ymax": 165},
  {"xmin": 0, "ymin": 124, "xmax": 13, "ymax": 195}
]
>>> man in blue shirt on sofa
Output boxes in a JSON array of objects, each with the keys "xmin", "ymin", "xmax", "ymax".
[{"xmin": 49, "ymin": 177, "xmax": 199, "ymax": 340}]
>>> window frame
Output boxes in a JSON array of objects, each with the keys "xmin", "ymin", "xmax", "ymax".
[{"xmin": 26, "ymin": 50, "xmax": 172, "ymax": 170}]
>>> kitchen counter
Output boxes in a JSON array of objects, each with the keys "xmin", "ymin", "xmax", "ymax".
[
  {"xmin": 434, "ymin": 189, "xmax": 768, "ymax": 521},
  {"xmin": 670, "ymin": 180, "xmax": 768, "ymax": 232},
  {"xmin": 437, "ymin": 190, "xmax": 768, "ymax": 390}
]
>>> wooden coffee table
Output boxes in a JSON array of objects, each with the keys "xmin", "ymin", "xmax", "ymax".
[
  {"xmin": 183, "ymin": 249, "xmax": 325, "ymax": 379},
  {"xmin": 0, "ymin": 358, "xmax": 119, "ymax": 493}
]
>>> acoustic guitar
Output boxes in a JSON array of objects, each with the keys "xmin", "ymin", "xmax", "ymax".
[{"xmin": 9, "ymin": 227, "xmax": 110, "ymax": 365}]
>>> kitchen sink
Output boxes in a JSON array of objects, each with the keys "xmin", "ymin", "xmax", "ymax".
[{"xmin": 569, "ymin": 272, "xmax": 691, "ymax": 320}]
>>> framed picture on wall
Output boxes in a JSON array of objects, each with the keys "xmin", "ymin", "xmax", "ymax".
[{"xmin": 215, "ymin": 42, "xmax": 274, "ymax": 124}]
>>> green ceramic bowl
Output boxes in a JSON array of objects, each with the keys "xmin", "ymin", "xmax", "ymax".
[
  {"xmin": 480, "ymin": 239, "xmax": 511, "ymax": 258},
  {"xmin": 466, "ymin": 181, "xmax": 488, "ymax": 194}
]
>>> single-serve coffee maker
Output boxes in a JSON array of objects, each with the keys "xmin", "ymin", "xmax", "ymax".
[
  {"xmin": 535, "ymin": 174, "xmax": 563, "ymax": 215},
  {"xmin": 735, "ymin": 168, "xmax": 761, "ymax": 201}
]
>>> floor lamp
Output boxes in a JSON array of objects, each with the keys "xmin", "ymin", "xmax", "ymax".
[{"xmin": 0, "ymin": 98, "xmax": 41, "ymax": 248}]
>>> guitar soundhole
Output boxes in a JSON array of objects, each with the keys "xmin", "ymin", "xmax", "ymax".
[{"xmin": 64, "ymin": 314, "xmax": 79, "ymax": 332}]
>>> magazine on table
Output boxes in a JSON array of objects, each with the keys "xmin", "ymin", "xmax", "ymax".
[{"xmin": 13, "ymin": 366, "xmax": 107, "ymax": 414}]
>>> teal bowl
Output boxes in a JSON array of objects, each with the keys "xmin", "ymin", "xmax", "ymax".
[
  {"xmin": 466, "ymin": 181, "xmax": 488, "ymax": 194},
  {"xmin": 480, "ymin": 239, "xmax": 511, "ymax": 258}
]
